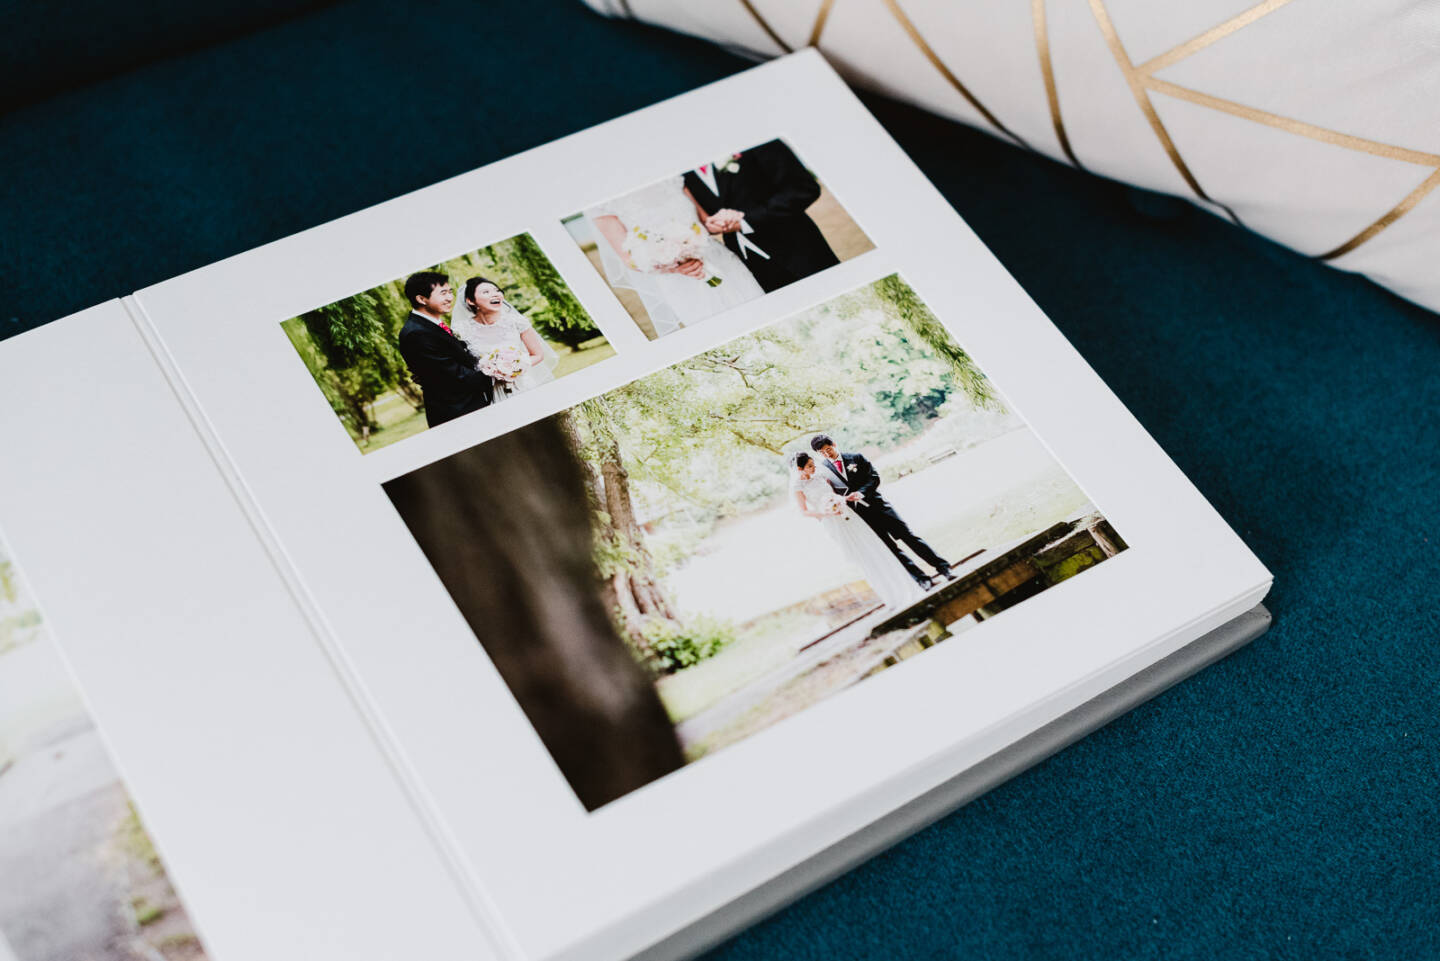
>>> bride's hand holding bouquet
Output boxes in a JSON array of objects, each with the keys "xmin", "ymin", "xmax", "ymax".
[
  {"xmin": 477, "ymin": 344, "xmax": 528, "ymax": 385},
  {"xmin": 807, "ymin": 491, "xmax": 848, "ymax": 520},
  {"xmin": 624, "ymin": 222, "xmax": 725, "ymax": 287}
]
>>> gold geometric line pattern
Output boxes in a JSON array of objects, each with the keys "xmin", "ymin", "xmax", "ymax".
[
  {"xmin": 1118, "ymin": 0, "xmax": 1440, "ymax": 258},
  {"xmin": 723, "ymin": 0, "xmax": 1440, "ymax": 261},
  {"xmin": 1031, "ymin": 0, "xmax": 1083, "ymax": 170},
  {"xmin": 1317, "ymin": 167, "xmax": 1440, "ymax": 261},
  {"xmin": 809, "ymin": 0, "xmax": 837, "ymax": 48},
  {"xmin": 1142, "ymin": 77, "xmax": 1440, "ymax": 167},
  {"xmin": 1135, "ymin": 0, "xmax": 1295, "ymax": 75},
  {"xmin": 882, "ymin": 0, "xmax": 1032, "ymax": 151},
  {"xmin": 736, "ymin": 0, "xmax": 794, "ymax": 54},
  {"xmin": 1088, "ymin": 0, "xmax": 1241, "ymax": 224}
]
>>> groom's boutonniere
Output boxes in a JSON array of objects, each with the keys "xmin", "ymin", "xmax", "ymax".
[
  {"xmin": 716, "ymin": 152, "xmax": 742, "ymax": 174},
  {"xmin": 847, "ymin": 463, "xmax": 858, "ymax": 473}
]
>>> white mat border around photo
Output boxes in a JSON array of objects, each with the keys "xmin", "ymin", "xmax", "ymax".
[{"xmin": 8, "ymin": 52, "xmax": 1270, "ymax": 961}]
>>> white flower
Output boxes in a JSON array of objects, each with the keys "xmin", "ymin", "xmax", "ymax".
[
  {"xmin": 623, "ymin": 221, "xmax": 723, "ymax": 285},
  {"xmin": 478, "ymin": 344, "xmax": 527, "ymax": 383},
  {"xmin": 847, "ymin": 463, "xmax": 858, "ymax": 473}
]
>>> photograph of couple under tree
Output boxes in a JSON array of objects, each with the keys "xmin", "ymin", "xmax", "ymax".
[{"xmin": 386, "ymin": 274, "xmax": 1118, "ymax": 809}]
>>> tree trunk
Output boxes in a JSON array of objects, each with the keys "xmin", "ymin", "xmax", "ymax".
[
  {"xmin": 597, "ymin": 443, "xmax": 676, "ymax": 622},
  {"xmin": 582, "ymin": 408, "xmax": 681, "ymax": 672},
  {"xmin": 383, "ymin": 415, "xmax": 685, "ymax": 810}
]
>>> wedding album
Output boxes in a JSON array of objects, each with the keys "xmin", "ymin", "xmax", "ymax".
[{"xmin": 0, "ymin": 52, "xmax": 1270, "ymax": 961}]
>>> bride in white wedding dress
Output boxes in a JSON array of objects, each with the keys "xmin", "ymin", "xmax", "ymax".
[
  {"xmin": 789, "ymin": 452, "xmax": 925, "ymax": 611},
  {"xmin": 451, "ymin": 277, "xmax": 558, "ymax": 402},
  {"xmin": 587, "ymin": 174, "xmax": 764, "ymax": 336}
]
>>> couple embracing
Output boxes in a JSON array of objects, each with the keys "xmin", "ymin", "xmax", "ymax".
[
  {"xmin": 791, "ymin": 435, "xmax": 955, "ymax": 611},
  {"xmin": 587, "ymin": 139, "xmax": 840, "ymax": 336},
  {"xmin": 397, "ymin": 271, "xmax": 558, "ymax": 427}
]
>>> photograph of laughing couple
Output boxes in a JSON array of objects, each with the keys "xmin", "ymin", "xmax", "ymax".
[
  {"xmin": 397, "ymin": 271, "xmax": 557, "ymax": 426},
  {"xmin": 281, "ymin": 233, "xmax": 614, "ymax": 453}
]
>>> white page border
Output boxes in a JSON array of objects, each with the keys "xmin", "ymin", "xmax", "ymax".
[{"xmin": 132, "ymin": 52, "xmax": 1269, "ymax": 960}]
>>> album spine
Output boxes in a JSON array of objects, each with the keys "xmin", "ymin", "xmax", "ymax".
[{"xmin": 117, "ymin": 294, "xmax": 526, "ymax": 961}]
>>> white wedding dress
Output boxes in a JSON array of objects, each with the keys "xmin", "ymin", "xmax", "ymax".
[
  {"xmin": 451, "ymin": 304, "xmax": 557, "ymax": 402},
  {"xmin": 791, "ymin": 470, "xmax": 925, "ymax": 611},
  {"xmin": 587, "ymin": 175, "xmax": 764, "ymax": 336}
]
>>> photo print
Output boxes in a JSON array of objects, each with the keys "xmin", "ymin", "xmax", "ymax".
[
  {"xmin": 281, "ymin": 233, "xmax": 615, "ymax": 453},
  {"xmin": 0, "ymin": 541, "xmax": 212, "ymax": 961},
  {"xmin": 384, "ymin": 274, "xmax": 1126, "ymax": 810},
  {"xmin": 561, "ymin": 138, "xmax": 874, "ymax": 339}
]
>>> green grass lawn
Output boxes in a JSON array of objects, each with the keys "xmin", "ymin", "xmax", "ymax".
[
  {"xmin": 353, "ymin": 390, "xmax": 428, "ymax": 452},
  {"xmin": 654, "ymin": 607, "xmax": 835, "ymax": 725},
  {"xmin": 555, "ymin": 336, "xmax": 615, "ymax": 378}
]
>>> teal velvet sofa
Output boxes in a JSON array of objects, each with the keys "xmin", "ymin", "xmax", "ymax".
[{"xmin": 3, "ymin": 1, "xmax": 1435, "ymax": 957}]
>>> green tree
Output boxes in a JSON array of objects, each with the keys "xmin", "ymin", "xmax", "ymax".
[
  {"xmin": 570, "ymin": 274, "xmax": 1001, "ymax": 652},
  {"xmin": 296, "ymin": 291, "xmax": 417, "ymax": 432},
  {"xmin": 508, "ymin": 233, "xmax": 599, "ymax": 349},
  {"xmin": 873, "ymin": 274, "xmax": 998, "ymax": 409},
  {"xmin": 564, "ymin": 401, "xmax": 681, "ymax": 668}
]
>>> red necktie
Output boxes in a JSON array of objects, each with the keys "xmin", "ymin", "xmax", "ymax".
[{"xmin": 834, "ymin": 459, "xmax": 844, "ymax": 478}]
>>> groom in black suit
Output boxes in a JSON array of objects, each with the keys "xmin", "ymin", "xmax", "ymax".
[
  {"xmin": 396, "ymin": 271, "xmax": 495, "ymax": 428},
  {"xmin": 811, "ymin": 434, "xmax": 954, "ymax": 589},
  {"xmin": 683, "ymin": 139, "xmax": 840, "ymax": 293}
]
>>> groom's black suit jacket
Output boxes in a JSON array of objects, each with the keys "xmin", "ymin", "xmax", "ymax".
[
  {"xmin": 397, "ymin": 311, "xmax": 495, "ymax": 428},
  {"xmin": 819, "ymin": 452, "xmax": 892, "ymax": 518},
  {"xmin": 821, "ymin": 451, "xmax": 950, "ymax": 579},
  {"xmin": 682, "ymin": 139, "xmax": 840, "ymax": 293}
]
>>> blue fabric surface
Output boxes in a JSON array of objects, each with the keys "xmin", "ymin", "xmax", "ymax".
[
  {"xmin": 3, "ymin": 1, "xmax": 1437, "ymax": 958},
  {"xmin": 0, "ymin": 0, "xmax": 336, "ymax": 111}
]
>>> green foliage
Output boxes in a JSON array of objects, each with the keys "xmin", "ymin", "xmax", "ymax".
[
  {"xmin": 874, "ymin": 273, "xmax": 999, "ymax": 409},
  {"xmin": 0, "ymin": 560, "xmax": 15, "ymax": 604},
  {"xmin": 116, "ymin": 802, "xmax": 163, "ymax": 872},
  {"xmin": 590, "ymin": 516, "xmax": 633, "ymax": 578},
  {"xmin": 567, "ymin": 275, "xmax": 1006, "ymax": 662},
  {"xmin": 0, "ymin": 609, "xmax": 42, "ymax": 655},
  {"xmin": 641, "ymin": 614, "xmax": 736, "ymax": 673},
  {"xmin": 281, "ymin": 233, "xmax": 600, "ymax": 439},
  {"xmin": 0, "ymin": 553, "xmax": 40, "ymax": 654},
  {"xmin": 581, "ymin": 274, "xmax": 994, "ymax": 523},
  {"xmin": 508, "ymin": 232, "xmax": 597, "ymax": 349}
]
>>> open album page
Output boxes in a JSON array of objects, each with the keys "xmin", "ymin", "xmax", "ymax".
[{"xmin": 11, "ymin": 53, "xmax": 1270, "ymax": 961}]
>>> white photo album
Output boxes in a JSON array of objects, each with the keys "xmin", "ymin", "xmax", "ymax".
[{"xmin": 0, "ymin": 52, "xmax": 1270, "ymax": 961}]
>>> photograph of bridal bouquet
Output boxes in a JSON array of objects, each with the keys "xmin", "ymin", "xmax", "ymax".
[
  {"xmin": 384, "ymin": 274, "xmax": 1126, "ymax": 810},
  {"xmin": 562, "ymin": 138, "xmax": 874, "ymax": 339},
  {"xmin": 280, "ymin": 232, "xmax": 615, "ymax": 453}
]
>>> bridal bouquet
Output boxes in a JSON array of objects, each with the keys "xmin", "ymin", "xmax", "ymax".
[
  {"xmin": 477, "ymin": 344, "xmax": 528, "ymax": 385},
  {"xmin": 817, "ymin": 492, "xmax": 848, "ymax": 517},
  {"xmin": 624, "ymin": 222, "xmax": 725, "ymax": 287}
]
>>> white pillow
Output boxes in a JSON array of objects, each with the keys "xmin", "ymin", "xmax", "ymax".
[{"xmin": 584, "ymin": 0, "xmax": 1440, "ymax": 313}]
